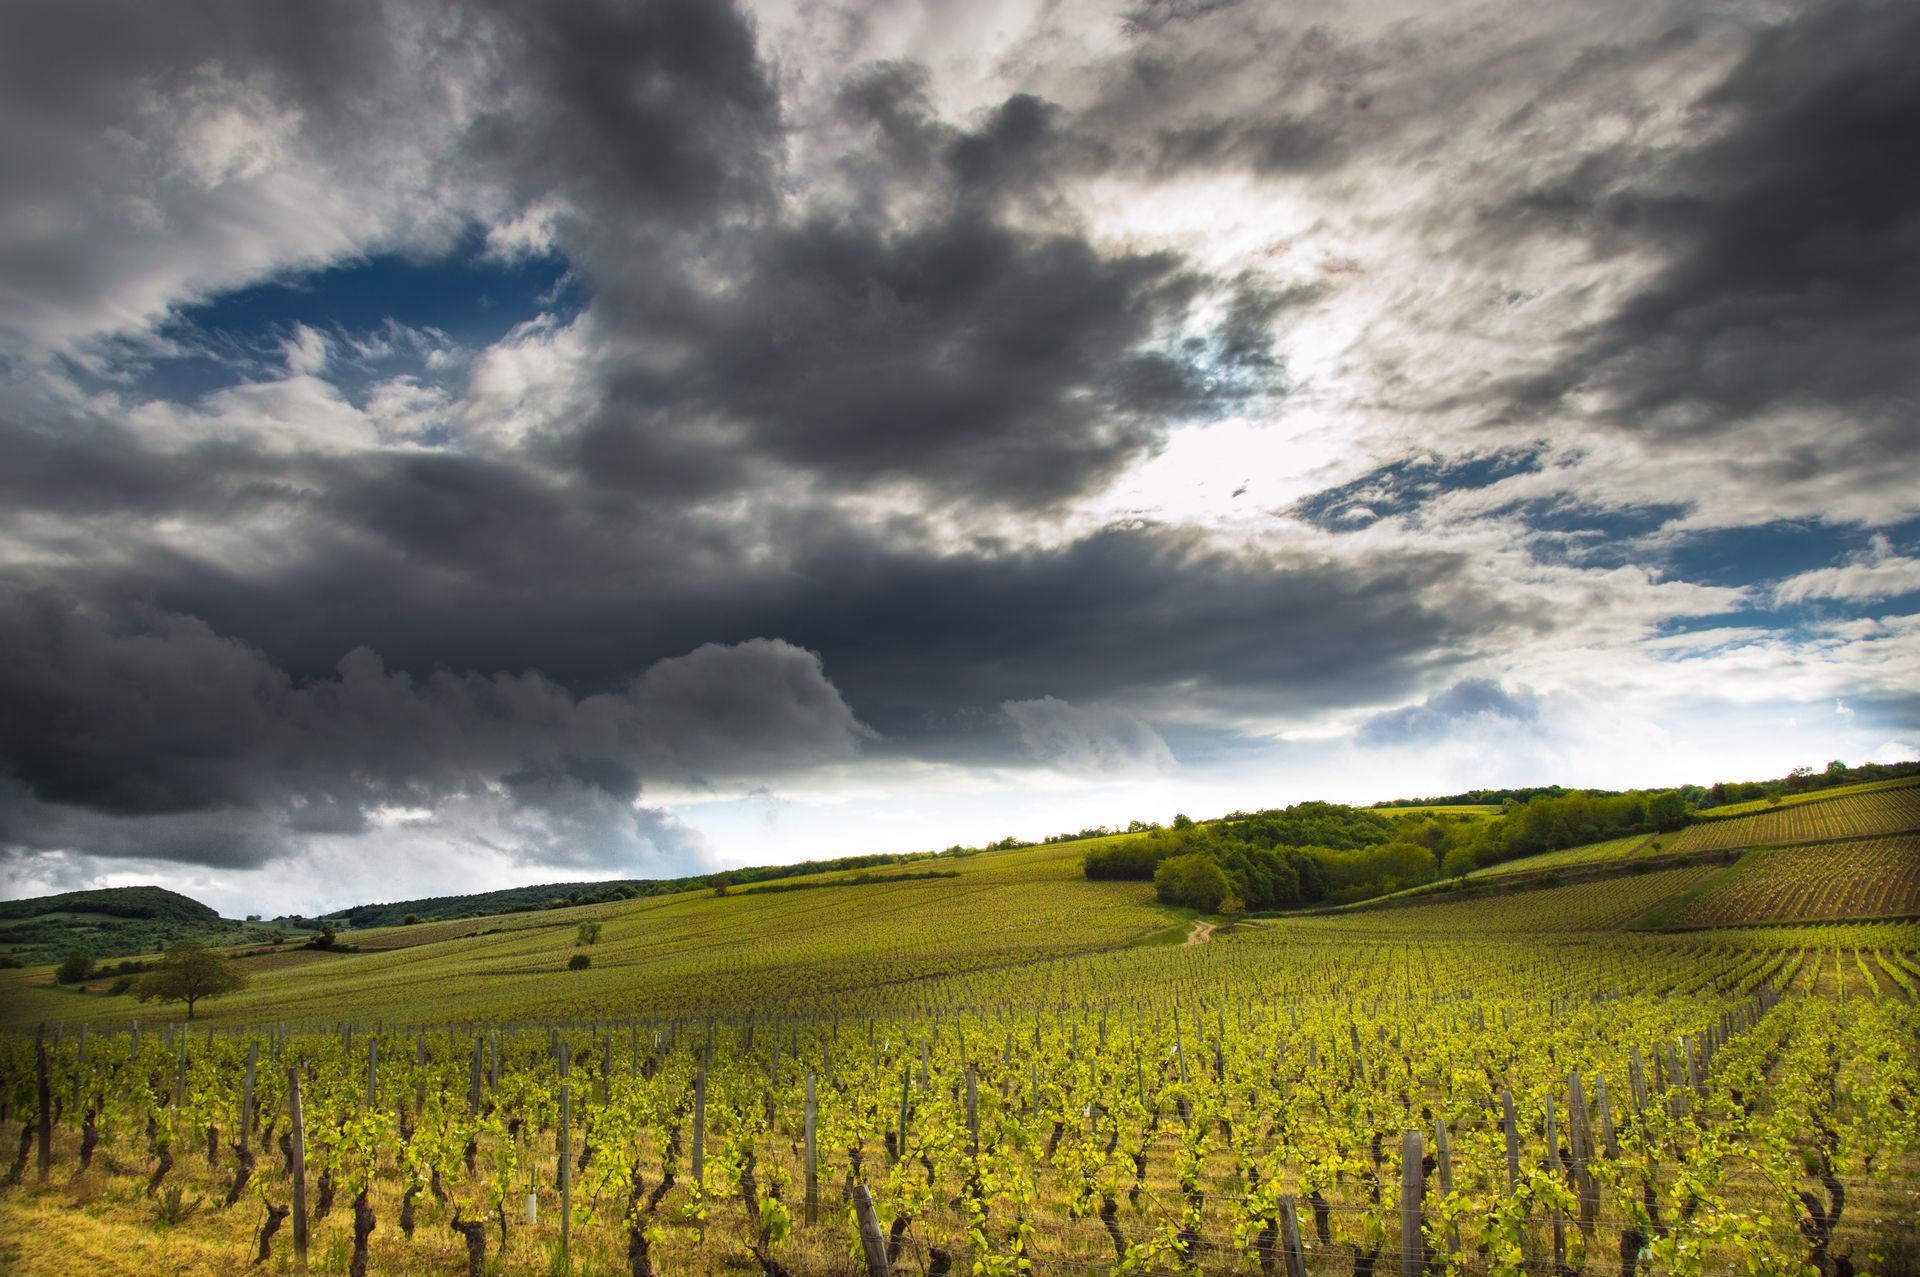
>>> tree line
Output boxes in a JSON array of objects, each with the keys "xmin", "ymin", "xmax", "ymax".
[{"xmin": 1083, "ymin": 789, "xmax": 1697, "ymax": 911}]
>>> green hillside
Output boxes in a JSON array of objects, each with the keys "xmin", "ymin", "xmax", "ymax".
[{"xmin": 0, "ymin": 886, "xmax": 286, "ymax": 965}]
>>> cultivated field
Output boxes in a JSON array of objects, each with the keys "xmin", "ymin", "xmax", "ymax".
[
  {"xmin": 1698, "ymin": 774, "xmax": 1920, "ymax": 818},
  {"xmin": 1665, "ymin": 782, "xmax": 1920, "ymax": 853},
  {"xmin": 2, "ymin": 833, "xmax": 1917, "ymax": 1277},
  {"xmin": 1671, "ymin": 836, "xmax": 1920, "ymax": 927},
  {"xmin": 1462, "ymin": 833, "xmax": 1653, "ymax": 881}
]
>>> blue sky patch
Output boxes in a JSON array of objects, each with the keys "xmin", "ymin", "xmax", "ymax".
[
  {"xmin": 100, "ymin": 232, "xmax": 582, "ymax": 405},
  {"xmin": 1293, "ymin": 448, "xmax": 1543, "ymax": 529}
]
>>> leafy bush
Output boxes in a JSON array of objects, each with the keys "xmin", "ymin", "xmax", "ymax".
[
  {"xmin": 1082, "ymin": 841, "xmax": 1172, "ymax": 880},
  {"xmin": 1154, "ymin": 854, "xmax": 1230, "ymax": 911},
  {"xmin": 568, "ymin": 953, "xmax": 591, "ymax": 971},
  {"xmin": 55, "ymin": 950, "xmax": 95, "ymax": 984}
]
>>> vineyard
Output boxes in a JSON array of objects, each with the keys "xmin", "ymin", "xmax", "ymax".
[
  {"xmin": 1670, "ymin": 838, "xmax": 1920, "ymax": 928},
  {"xmin": 1463, "ymin": 837, "xmax": 1654, "ymax": 883},
  {"xmin": 1667, "ymin": 785, "xmax": 1920, "ymax": 855},
  {"xmin": 2, "ymin": 876, "xmax": 1917, "ymax": 1277},
  {"xmin": 1697, "ymin": 777, "xmax": 1920, "ymax": 820}
]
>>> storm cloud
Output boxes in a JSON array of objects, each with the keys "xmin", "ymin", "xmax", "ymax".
[{"xmin": 2, "ymin": 0, "xmax": 1916, "ymax": 911}]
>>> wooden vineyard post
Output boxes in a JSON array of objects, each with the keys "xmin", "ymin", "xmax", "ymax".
[
  {"xmin": 1278, "ymin": 1194, "xmax": 1307, "ymax": 1277},
  {"xmin": 1545, "ymin": 1098, "xmax": 1566, "ymax": 1273},
  {"xmin": 853, "ymin": 1184, "xmax": 891, "ymax": 1277},
  {"xmin": 559, "ymin": 1042, "xmax": 572, "ymax": 1266},
  {"xmin": 35, "ymin": 1025, "xmax": 51, "ymax": 1183},
  {"xmin": 804, "ymin": 1070, "xmax": 819, "ymax": 1225},
  {"xmin": 1501, "ymin": 1089, "xmax": 1520, "ymax": 1194},
  {"xmin": 240, "ymin": 1042, "xmax": 258, "ymax": 1154},
  {"xmin": 1569, "ymin": 1071, "xmax": 1598, "ymax": 1238},
  {"xmin": 1433, "ymin": 1116, "xmax": 1458, "ymax": 1256},
  {"xmin": 1596, "ymin": 1075, "xmax": 1618, "ymax": 1159},
  {"xmin": 1399, "ymin": 1128, "xmax": 1425, "ymax": 1277},
  {"xmin": 691, "ymin": 1062, "xmax": 707, "ymax": 1190},
  {"xmin": 73, "ymin": 1024, "xmax": 87, "ymax": 1110},
  {"xmin": 965, "ymin": 1066, "xmax": 980, "ymax": 1152},
  {"xmin": 896, "ymin": 1064, "xmax": 911, "ymax": 1161},
  {"xmin": 289, "ymin": 1068, "xmax": 310, "ymax": 1271}
]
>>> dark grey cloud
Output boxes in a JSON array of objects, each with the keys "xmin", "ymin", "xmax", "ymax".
[
  {"xmin": 0, "ymin": 0, "xmax": 779, "ymax": 350},
  {"xmin": 1515, "ymin": 0, "xmax": 1920, "ymax": 443},
  {"xmin": 0, "ymin": 582, "xmax": 870, "ymax": 867},
  {"xmin": 575, "ymin": 213, "xmax": 1239, "ymax": 506},
  {"xmin": 4, "ymin": 0, "xmax": 1912, "ymax": 896}
]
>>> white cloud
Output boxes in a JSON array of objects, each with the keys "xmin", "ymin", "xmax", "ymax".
[
  {"xmin": 1774, "ymin": 535, "xmax": 1920, "ymax": 605},
  {"xmin": 281, "ymin": 323, "xmax": 330, "ymax": 376}
]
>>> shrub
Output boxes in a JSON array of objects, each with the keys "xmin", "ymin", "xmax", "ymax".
[
  {"xmin": 575, "ymin": 921, "xmax": 602, "ymax": 946},
  {"xmin": 1154, "ymin": 853, "xmax": 1230, "ymax": 912},
  {"xmin": 1083, "ymin": 841, "xmax": 1171, "ymax": 881},
  {"xmin": 55, "ymin": 950, "xmax": 95, "ymax": 984},
  {"xmin": 568, "ymin": 953, "xmax": 591, "ymax": 971}
]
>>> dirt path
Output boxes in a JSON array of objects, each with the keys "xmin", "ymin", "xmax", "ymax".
[{"xmin": 1185, "ymin": 919, "xmax": 1216, "ymax": 946}]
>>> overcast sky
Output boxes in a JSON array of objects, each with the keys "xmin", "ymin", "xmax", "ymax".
[{"xmin": 3, "ymin": 0, "xmax": 1916, "ymax": 917}]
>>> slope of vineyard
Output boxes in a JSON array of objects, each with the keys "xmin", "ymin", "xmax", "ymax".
[
  {"xmin": 0, "ymin": 840, "xmax": 1182, "ymax": 1029},
  {"xmin": 1665, "ymin": 781, "xmax": 1920, "ymax": 852},
  {"xmin": 1697, "ymin": 773, "xmax": 1920, "ymax": 818},
  {"xmin": 1301, "ymin": 862, "xmax": 1723, "ymax": 932},
  {"xmin": 1461, "ymin": 832, "xmax": 1652, "ymax": 880},
  {"xmin": 1669, "ymin": 836, "xmax": 1920, "ymax": 926},
  {"xmin": 0, "ymin": 897, "xmax": 1913, "ymax": 1277}
]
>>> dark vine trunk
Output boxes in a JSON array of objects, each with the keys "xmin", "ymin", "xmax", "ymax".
[
  {"xmin": 349, "ymin": 1189, "xmax": 375, "ymax": 1277},
  {"xmin": 626, "ymin": 1169, "xmax": 656, "ymax": 1277},
  {"xmin": 6, "ymin": 1123, "xmax": 32, "ymax": 1184},
  {"xmin": 206, "ymin": 1124, "xmax": 220, "ymax": 1167},
  {"xmin": 313, "ymin": 1169, "xmax": 334, "ymax": 1220},
  {"xmin": 80, "ymin": 1109, "xmax": 100, "ymax": 1170},
  {"xmin": 254, "ymin": 1201, "xmax": 290, "ymax": 1264},
  {"xmin": 1619, "ymin": 1228, "xmax": 1643, "ymax": 1277},
  {"xmin": 225, "ymin": 1142, "xmax": 255, "ymax": 1207},
  {"xmin": 400, "ymin": 1183, "xmax": 418, "ymax": 1238},
  {"xmin": 145, "ymin": 1146, "xmax": 173, "ymax": 1197},
  {"xmin": 1099, "ymin": 1196, "xmax": 1127, "ymax": 1259},
  {"xmin": 451, "ymin": 1211, "xmax": 488, "ymax": 1277}
]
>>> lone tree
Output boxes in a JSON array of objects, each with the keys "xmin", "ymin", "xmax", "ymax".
[
  {"xmin": 575, "ymin": 921, "xmax": 602, "ymax": 946},
  {"xmin": 55, "ymin": 950, "xmax": 96, "ymax": 985},
  {"xmin": 135, "ymin": 938, "xmax": 247, "ymax": 1019}
]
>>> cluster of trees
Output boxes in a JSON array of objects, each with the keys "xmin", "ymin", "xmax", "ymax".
[
  {"xmin": 1087, "ymin": 789, "xmax": 1700, "ymax": 910},
  {"xmin": 1086, "ymin": 802, "xmax": 1422, "ymax": 909},
  {"xmin": 1697, "ymin": 758, "xmax": 1918, "ymax": 809}
]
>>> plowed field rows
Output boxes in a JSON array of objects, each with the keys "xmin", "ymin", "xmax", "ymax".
[
  {"xmin": 1674, "ymin": 836, "xmax": 1920, "ymax": 925},
  {"xmin": 1667, "ymin": 784, "xmax": 1920, "ymax": 852}
]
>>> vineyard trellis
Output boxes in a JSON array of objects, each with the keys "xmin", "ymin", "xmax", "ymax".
[{"xmin": 2, "ymin": 917, "xmax": 1916, "ymax": 1277}]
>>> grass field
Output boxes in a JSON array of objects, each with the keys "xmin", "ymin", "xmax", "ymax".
[{"xmin": 0, "ymin": 839, "xmax": 1180, "ymax": 1029}]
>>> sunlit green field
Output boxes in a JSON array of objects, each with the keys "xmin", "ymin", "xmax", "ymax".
[{"xmin": 0, "ymin": 839, "xmax": 1182, "ymax": 1030}]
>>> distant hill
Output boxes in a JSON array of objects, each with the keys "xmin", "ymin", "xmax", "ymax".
[
  {"xmin": 320, "ymin": 850, "xmax": 970, "ymax": 929},
  {"xmin": 0, "ymin": 885, "xmax": 288, "ymax": 964}
]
